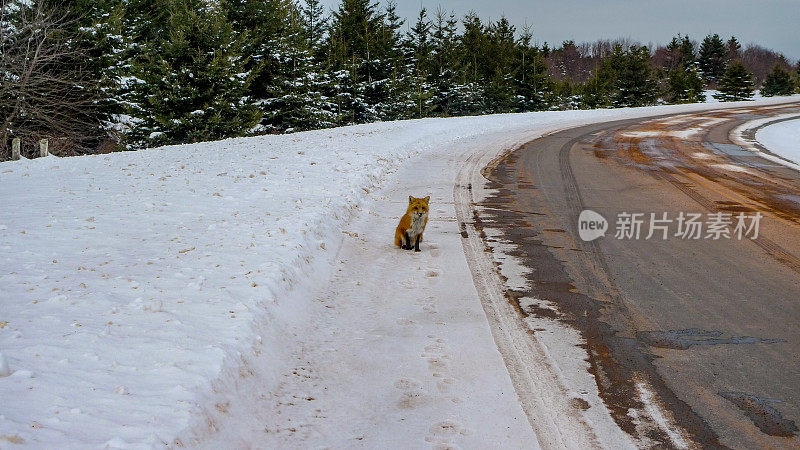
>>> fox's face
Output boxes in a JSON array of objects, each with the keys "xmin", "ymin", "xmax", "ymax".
[{"xmin": 407, "ymin": 196, "xmax": 430, "ymax": 218}]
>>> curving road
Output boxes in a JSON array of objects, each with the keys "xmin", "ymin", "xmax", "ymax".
[{"xmin": 476, "ymin": 102, "xmax": 800, "ymax": 448}]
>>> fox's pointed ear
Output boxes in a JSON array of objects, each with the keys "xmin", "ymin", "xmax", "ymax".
[
  {"xmin": 424, "ymin": 196, "xmax": 430, "ymax": 203},
  {"xmin": 409, "ymin": 195, "xmax": 414, "ymax": 203}
]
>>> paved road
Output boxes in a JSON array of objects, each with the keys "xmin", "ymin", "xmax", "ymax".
[{"xmin": 477, "ymin": 103, "xmax": 800, "ymax": 448}]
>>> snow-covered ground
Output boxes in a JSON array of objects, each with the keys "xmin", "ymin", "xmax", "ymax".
[
  {"xmin": 731, "ymin": 109, "xmax": 800, "ymax": 172},
  {"xmin": 756, "ymin": 118, "xmax": 800, "ymax": 165},
  {"xmin": 1, "ymin": 97, "xmax": 797, "ymax": 448},
  {"xmin": 703, "ymin": 89, "xmax": 767, "ymax": 103}
]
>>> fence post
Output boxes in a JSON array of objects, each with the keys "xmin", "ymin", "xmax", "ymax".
[
  {"xmin": 39, "ymin": 138, "xmax": 48, "ymax": 157},
  {"xmin": 11, "ymin": 138, "xmax": 20, "ymax": 160}
]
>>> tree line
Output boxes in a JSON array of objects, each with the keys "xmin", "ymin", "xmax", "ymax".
[{"xmin": 1, "ymin": 0, "xmax": 798, "ymax": 159}]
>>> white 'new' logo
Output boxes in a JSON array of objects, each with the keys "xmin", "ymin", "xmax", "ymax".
[{"xmin": 578, "ymin": 210, "xmax": 608, "ymax": 241}]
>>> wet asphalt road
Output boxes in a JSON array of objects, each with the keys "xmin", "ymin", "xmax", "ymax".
[{"xmin": 478, "ymin": 103, "xmax": 800, "ymax": 448}]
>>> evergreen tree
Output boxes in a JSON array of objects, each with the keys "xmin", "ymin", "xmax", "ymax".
[
  {"xmin": 483, "ymin": 16, "xmax": 517, "ymax": 113},
  {"xmin": 725, "ymin": 36, "xmax": 741, "ymax": 63},
  {"xmin": 363, "ymin": 2, "xmax": 402, "ymax": 119},
  {"xmin": 761, "ymin": 63, "xmax": 794, "ymax": 96},
  {"xmin": 555, "ymin": 80, "xmax": 581, "ymax": 110},
  {"xmin": 295, "ymin": 0, "xmax": 337, "ymax": 129},
  {"xmin": 381, "ymin": 1, "xmax": 405, "ymax": 58},
  {"xmin": 221, "ymin": 0, "xmax": 305, "ymax": 131},
  {"xmin": 581, "ymin": 51, "xmax": 617, "ymax": 109},
  {"xmin": 126, "ymin": 0, "xmax": 259, "ymax": 145},
  {"xmin": 659, "ymin": 34, "xmax": 695, "ymax": 81},
  {"xmin": 10, "ymin": 1, "xmax": 798, "ymax": 151},
  {"xmin": 428, "ymin": 7, "xmax": 460, "ymax": 116},
  {"xmin": 407, "ymin": 7, "xmax": 433, "ymax": 118},
  {"xmin": 663, "ymin": 35, "xmax": 682, "ymax": 71},
  {"xmin": 580, "ymin": 44, "xmax": 657, "ymax": 108},
  {"xmin": 664, "ymin": 36, "xmax": 682, "ymax": 71},
  {"xmin": 375, "ymin": 0, "xmax": 411, "ymax": 121},
  {"xmin": 612, "ymin": 45, "xmax": 658, "ymax": 107},
  {"xmin": 698, "ymin": 34, "xmax": 727, "ymax": 84},
  {"xmin": 260, "ymin": 4, "xmax": 336, "ymax": 132},
  {"xmin": 794, "ymin": 63, "xmax": 800, "ymax": 93},
  {"xmin": 713, "ymin": 61, "xmax": 754, "ymax": 101},
  {"xmin": 64, "ymin": 0, "xmax": 127, "ymax": 148},
  {"xmin": 667, "ymin": 64, "xmax": 705, "ymax": 103},
  {"xmin": 679, "ymin": 35, "xmax": 696, "ymax": 66},
  {"xmin": 325, "ymin": 0, "xmax": 388, "ymax": 124},
  {"xmin": 223, "ymin": 0, "xmax": 291, "ymax": 98},
  {"xmin": 513, "ymin": 24, "xmax": 551, "ymax": 111},
  {"xmin": 664, "ymin": 34, "xmax": 695, "ymax": 71},
  {"xmin": 456, "ymin": 12, "xmax": 488, "ymax": 114},
  {"xmin": 301, "ymin": 0, "xmax": 326, "ymax": 57},
  {"xmin": 112, "ymin": 0, "xmax": 168, "ymax": 143}
]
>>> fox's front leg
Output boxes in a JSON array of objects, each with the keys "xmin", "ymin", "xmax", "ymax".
[
  {"xmin": 403, "ymin": 232, "xmax": 411, "ymax": 250},
  {"xmin": 414, "ymin": 235, "xmax": 421, "ymax": 252}
]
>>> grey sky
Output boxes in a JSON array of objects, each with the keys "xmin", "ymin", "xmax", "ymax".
[{"xmin": 319, "ymin": 0, "xmax": 800, "ymax": 61}]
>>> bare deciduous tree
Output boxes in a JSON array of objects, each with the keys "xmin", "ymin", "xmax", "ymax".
[
  {"xmin": 1, "ymin": 0, "xmax": 105, "ymax": 160},
  {"xmin": 741, "ymin": 44, "xmax": 792, "ymax": 87}
]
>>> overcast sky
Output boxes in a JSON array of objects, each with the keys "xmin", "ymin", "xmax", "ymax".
[{"xmin": 319, "ymin": 0, "xmax": 800, "ymax": 61}]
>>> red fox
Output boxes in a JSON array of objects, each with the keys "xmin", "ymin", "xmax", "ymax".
[{"xmin": 395, "ymin": 195, "xmax": 430, "ymax": 252}]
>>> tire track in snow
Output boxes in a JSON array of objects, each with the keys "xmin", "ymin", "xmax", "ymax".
[{"xmin": 454, "ymin": 150, "xmax": 603, "ymax": 449}]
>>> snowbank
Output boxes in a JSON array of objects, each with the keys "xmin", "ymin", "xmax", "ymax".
[
  {"xmin": 756, "ymin": 117, "xmax": 800, "ymax": 165},
  {"xmin": 0, "ymin": 97, "xmax": 796, "ymax": 447}
]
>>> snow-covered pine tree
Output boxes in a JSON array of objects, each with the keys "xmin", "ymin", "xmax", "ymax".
[
  {"xmin": 295, "ymin": 0, "xmax": 337, "ymax": 129},
  {"xmin": 667, "ymin": 64, "xmax": 705, "ymax": 103},
  {"xmin": 698, "ymin": 34, "xmax": 727, "ymax": 85},
  {"xmin": 667, "ymin": 35, "xmax": 704, "ymax": 103},
  {"xmin": 663, "ymin": 34, "xmax": 695, "ymax": 72},
  {"xmin": 581, "ymin": 48, "xmax": 618, "ymax": 109},
  {"xmin": 224, "ymin": 0, "xmax": 289, "ymax": 99},
  {"xmin": 302, "ymin": 0, "xmax": 326, "ymax": 58},
  {"xmin": 455, "ymin": 12, "xmax": 488, "ymax": 115},
  {"xmin": 250, "ymin": 1, "xmax": 336, "ymax": 132},
  {"xmin": 63, "ymin": 0, "xmax": 127, "ymax": 152},
  {"xmin": 513, "ymin": 24, "xmax": 551, "ymax": 112},
  {"xmin": 664, "ymin": 36, "xmax": 683, "ymax": 72},
  {"xmin": 406, "ymin": 7, "xmax": 434, "ymax": 118},
  {"xmin": 125, "ymin": 0, "xmax": 259, "ymax": 145},
  {"xmin": 483, "ymin": 16, "xmax": 517, "ymax": 113},
  {"xmin": 760, "ymin": 63, "xmax": 794, "ymax": 97},
  {"xmin": 679, "ymin": 35, "xmax": 696, "ymax": 66},
  {"xmin": 795, "ymin": 63, "xmax": 800, "ymax": 93},
  {"xmin": 221, "ymin": 0, "xmax": 305, "ymax": 133},
  {"xmin": 713, "ymin": 60, "xmax": 754, "ymax": 101},
  {"xmin": 325, "ymin": 0, "xmax": 389, "ymax": 125},
  {"xmin": 263, "ymin": 6, "xmax": 309, "ymax": 131},
  {"xmin": 612, "ymin": 45, "xmax": 658, "ymax": 107},
  {"xmin": 374, "ymin": 0, "xmax": 412, "ymax": 121},
  {"xmin": 555, "ymin": 79, "xmax": 581, "ymax": 110},
  {"xmin": 428, "ymin": 7, "xmax": 459, "ymax": 116}
]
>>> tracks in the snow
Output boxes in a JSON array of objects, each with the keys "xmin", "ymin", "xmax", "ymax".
[{"xmin": 454, "ymin": 150, "xmax": 606, "ymax": 449}]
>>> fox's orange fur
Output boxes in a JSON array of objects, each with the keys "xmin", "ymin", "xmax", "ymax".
[{"xmin": 395, "ymin": 195, "xmax": 430, "ymax": 251}]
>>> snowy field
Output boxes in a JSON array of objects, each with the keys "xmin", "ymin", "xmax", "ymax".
[
  {"xmin": 1, "ymin": 97, "xmax": 798, "ymax": 448},
  {"xmin": 756, "ymin": 118, "xmax": 800, "ymax": 165}
]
